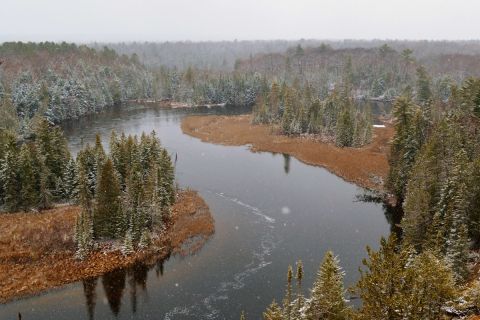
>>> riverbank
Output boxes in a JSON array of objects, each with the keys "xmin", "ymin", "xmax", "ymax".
[
  {"xmin": 0, "ymin": 190, "xmax": 214, "ymax": 303},
  {"xmin": 181, "ymin": 115, "xmax": 393, "ymax": 191}
]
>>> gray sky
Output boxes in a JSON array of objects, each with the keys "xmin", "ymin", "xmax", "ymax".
[{"xmin": 1, "ymin": 0, "xmax": 478, "ymax": 42}]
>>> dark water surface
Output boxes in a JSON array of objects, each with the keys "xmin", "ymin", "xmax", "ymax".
[{"xmin": 0, "ymin": 105, "xmax": 391, "ymax": 320}]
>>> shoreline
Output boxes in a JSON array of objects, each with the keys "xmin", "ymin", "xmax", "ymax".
[
  {"xmin": 0, "ymin": 189, "xmax": 214, "ymax": 303},
  {"xmin": 181, "ymin": 114, "xmax": 393, "ymax": 191}
]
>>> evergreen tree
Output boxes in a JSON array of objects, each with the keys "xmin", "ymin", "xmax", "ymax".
[
  {"xmin": 291, "ymin": 260, "xmax": 305, "ymax": 320},
  {"xmin": 37, "ymin": 157, "xmax": 53, "ymax": 210},
  {"xmin": 18, "ymin": 144, "xmax": 38, "ymax": 211},
  {"xmin": 305, "ymin": 251, "xmax": 350, "ymax": 320},
  {"xmin": 403, "ymin": 251, "xmax": 457, "ymax": 319},
  {"xmin": 121, "ymin": 228, "xmax": 135, "ymax": 255},
  {"xmin": 335, "ymin": 107, "xmax": 354, "ymax": 147},
  {"xmin": 93, "ymin": 158, "xmax": 122, "ymax": 238},
  {"xmin": 282, "ymin": 90, "xmax": 294, "ymax": 134},
  {"xmin": 75, "ymin": 209, "xmax": 94, "ymax": 260},
  {"xmin": 159, "ymin": 148, "xmax": 175, "ymax": 207},
  {"xmin": 282, "ymin": 265, "xmax": 293, "ymax": 320},
  {"xmin": 1, "ymin": 149, "xmax": 20, "ymax": 211},
  {"xmin": 416, "ymin": 65, "xmax": 432, "ymax": 105},
  {"xmin": 240, "ymin": 310, "xmax": 246, "ymax": 320},
  {"xmin": 62, "ymin": 158, "xmax": 78, "ymax": 201},
  {"xmin": 387, "ymin": 96, "xmax": 420, "ymax": 201},
  {"xmin": 263, "ymin": 300, "xmax": 284, "ymax": 320},
  {"xmin": 356, "ymin": 235, "xmax": 409, "ymax": 320}
]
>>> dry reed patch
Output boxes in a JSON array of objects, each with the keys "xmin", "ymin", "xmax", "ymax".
[
  {"xmin": 181, "ymin": 114, "xmax": 393, "ymax": 191},
  {"xmin": 0, "ymin": 190, "xmax": 214, "ymax": 302}
]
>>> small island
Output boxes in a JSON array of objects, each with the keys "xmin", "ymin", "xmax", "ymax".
[{"xmin": 0, "ymin": 121, "xmax": 214, "ymax": 302}]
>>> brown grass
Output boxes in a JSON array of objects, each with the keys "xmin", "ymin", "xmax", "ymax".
[
  {"xmin": 181, "ymin": 114, "xmax": 393, "ymax": 191},
  {"xmin": 0, "ymin": 190, "xmax": 214, "ymax": 303}
]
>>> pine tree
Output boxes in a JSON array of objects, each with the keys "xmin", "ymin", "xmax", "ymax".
[
  {"xmin": 305, "ymin": 251, "xmax": 349, "ymax": 320},
  {"xmin": 0, "ymin": 148, "xmax": 21, "ymax": 212},
  {"xmin": 416, "ymin": 65, "xmax": 432, "ymax": 105},
  {"xmin": 403, "ymin": 251, "xmax": 456, "ymax": 319},
  {"xmin": 282, "ymin": 265, "xmax": 293, "ymax": 320},
  {"xmin": 263, "ymin": 300, "xmax": 284, "ymax": 320},
  {"xmin": 335, "ymin": 107, "xmax": 354, "ymax": 147},
  {"xmin": 75, "ymin": 209, "xmax": 94, "ymax": 260},
  {"xmin": 387, "ymin": 96, "xmax": 420, "ymax": 201},
  {"xmin": 18, "ymin": 144, "xmax": 38, "ymax": 211},
  {"xmin": 62, "ymin": 158, "xmax": 78, "ymax": 201},
  {"xmin": 282, "ymin": 90, "xmax": 294, "ymax": 134},
  {"xmin": 291, "ymin": 260, "xmax": 305, "ymax": 320},
  {"xmin": 159, "ymin": 148, "xmax": 175, "ymax": 207},
  {"xmin": 37, "ymin": 157, "xmax": 53, "ymax": 210},
  {"xmin": 138, "ymin": 230, "xmax": 151, "ymax": 249},
  {"xmin": 77, "ymin": 164, "xmax": 93, "ymax": 213},
  {"xmin": 356, "ymin": 235, "xmax": 409, "ymax": 320},
  {"xmin": 93, "ymin": 158, "xmax": 121, "ymax": 238},
  {"xmin": 121, "ymin": 228, "xmax": 134, "ymax": 256},
  {"xmin": 428, "ymin": 149, "xmax": 470, "ymax": 280},
  {"xmin": 240, "ymin": 310, "xmax": 246, "ymax": 320}
]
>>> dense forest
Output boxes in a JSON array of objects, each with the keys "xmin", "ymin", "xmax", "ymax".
[
  {"xmin": 74, "ymin": 131, "xmax": 175, "ymax": 258},
  {"xmin": 0, "ymin": 42, "xmax": 154, "ymax": 134},
  {"xmin": 100, "ymin": 40, "xmax": 480, "ymax": 71},
  {"xmin": 101, "ymin": 40, "xmax": 480, "ymax": 105},
  {"xmin": 252, "ymin": 74, "xmax": 480, "ymax": 319}
]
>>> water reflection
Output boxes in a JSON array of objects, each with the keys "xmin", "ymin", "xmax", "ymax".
[
  {"xmin": 283, "ymin": 154, "xmax": 291, "ymax": 174},
  {"xmin": 82, "ymin": 278, "xmax": 97, "ymax": 320},
  {"xmin": 82, "ymin": 260, "xmax": 165, "ymax": 319}
]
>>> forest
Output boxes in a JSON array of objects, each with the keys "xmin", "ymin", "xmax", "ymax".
[
  {"xmin": 2, "ymin": 39, "xmax": 480, "ymax": 319},
  {"xmin": 0, "ymin": 42, "xmax": 153, "ymax": 133}
]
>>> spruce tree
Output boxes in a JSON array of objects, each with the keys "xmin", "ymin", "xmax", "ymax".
[
  {"xmin": 240, "ymin": 310, "xmax": 246, "ymax": 320},
  {"xmin": 75, "ymin": 209, "xmax": 94, "ymax": 260},
  {"xmin": 305, "ymin": 251, "xmax": 349, "ymax": 320},
  {"xmin": 283, "ymin": 265, "xmax": 293, "ymax": 320},
  {"xmin": 403, "ymin": 251, "xmax": 456, "ymax": 319},
  {"xmin": 159, "ymin": 148, "xmax": 175, "ymax": 207},
  {"xmin": 335, "ymin": 107, "xmax": 354, "ymax": 147},
  {"xmin": 19, "ymin": 144, "xmax": 38, "ymax": 211},
  {"xmin": 37, "ymin": 157, "xmax": 53, "ymax": 210},
  {"xmin": 62, "ymin": 158, "xmax": 78, "ymax": 201},
  {"xmin": 263, "ymin": 300, "xmax": 284, "ymax": 320},
  {"xmin": 291, "ymin": 260, "xmax": 305, "ymax": 320},
  {"xmin": 356, "ymin": 235, "xmax": 409, "ymax": 320},
  {"xmin": 282, "ymin": 90, "xmax": 294, "ymax": 134},
  {"xmin": 416, "ymin": 65, "xmax": 432, "ymax": 105},
  {"xmin": 0, "ymin": 143, "xmax": 20, "ymax": 211},
  {"xmin": 93, "ymin": 158, "xmax": 121, "ymax": 239},
  {"xmin": 121, "ymin": 228, "xmax": 134, "ymax": 255},
  {"xmin": 387, "ymin": 96, "xmax": 419, "ymax": 201}
]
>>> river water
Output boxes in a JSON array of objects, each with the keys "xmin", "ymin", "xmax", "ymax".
[{"xmin": 0, "ymin": 104, "xmax": 391, "ymax": 320}]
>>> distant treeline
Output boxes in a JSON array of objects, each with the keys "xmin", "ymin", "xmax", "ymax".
[
  {"xmin": 0, "ymin": 42, "xmax": 154, "ymax": 134},
  {"xmin": 3, "ymin": 41, "xmax": 480, "ymax": 135},
  {"xmin": 115, "ymin": 41, "xmax": 480, "ymax": 121},
  {"xmin": 99, "ymin": 39, "xmax": 480, "ymax": 71}
]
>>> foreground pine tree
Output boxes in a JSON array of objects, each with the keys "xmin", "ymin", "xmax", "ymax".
[
  {"xmin": 356, "ymin": 235, "xmax": 457, "ymax": 319},
  {"xmin": 263, "ymin": 300, "xmax": 283, "ymax": 320},
  {"xmin": 305, "ymin": 251, "xmax": 350, "ymax": 320}
]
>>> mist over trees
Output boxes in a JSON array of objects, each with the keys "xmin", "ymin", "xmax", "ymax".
[{"xmin": 97, "ymin": 40, "xmax": 480, "ymax": 71}]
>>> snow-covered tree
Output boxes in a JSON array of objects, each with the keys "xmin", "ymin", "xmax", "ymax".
[{"xmin": 305, "ymin": 251, "xmax": 350, "ymax": 320}]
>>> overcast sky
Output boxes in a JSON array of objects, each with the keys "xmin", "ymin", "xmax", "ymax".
[{"xmin": 1, "ymin": 0, "xmax": 478, "ymax": 42}]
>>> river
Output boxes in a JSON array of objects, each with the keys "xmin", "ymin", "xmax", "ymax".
[{"xmin": 0, "ymin": 104, "xmax": 391, "ymax": 319}]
